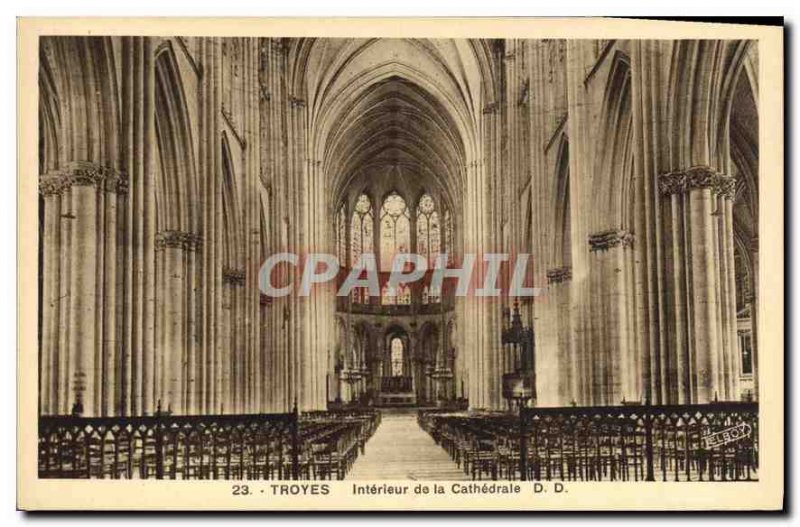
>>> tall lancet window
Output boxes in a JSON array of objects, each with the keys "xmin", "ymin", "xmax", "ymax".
[
  {"xmin": 383, "ymin": 282, "xmax": 412, "ymax": 305},
  {"xmin": 390, "ymin": 337, "xmax": 405, "ymax": 377},
  {"xmin": 416, "ymin": 193, "xmax": 441, "ymax": 267},
  {"xmin": 381, "ymin": 283, "xmax": 396, "ymax": 305},
  {"xmin": 397, "ymin": 283, "xmax": 411, "ymax": 305},
  {"xmin": 429, "ymin": 283, "xmax": 441, "ymax": 304},
  {"xmin": 443, "ymin": 208, "xmax": 453, "ymax": 265},
  {"xmin": 336, "ymin": 203, "xmax": 347, "ymax": 265},
  {"xmin": 350, "ymin": 193, "xmax": 374, "ymax": 267},
  {"xmin": 422, "ymin": 284, "xmax": 441, "ymax": 305},
  {"xmin": 380, "ymin": 192, "xmax": 410, "ymax": 272}
]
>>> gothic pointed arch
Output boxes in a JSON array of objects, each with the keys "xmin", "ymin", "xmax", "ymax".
[
  {"xmin": 667, "ymin": 39, "xmax": 754, "ymax": 171},
  {"xmin": 221, "ymin": 133, "xmax": 243, "ymax": 267},
  {"xmin": 154, "ymin": 43, "xmax": 198, "ymax": 232},
  {"xmin": 416, "ymin": 191, "xmax": 441, "ymax": 267},
  {"xmin": 553, "ymin": 135, "xmax": 572, "ymax": 267},
  {"xmin": 38, "ymin": 46, "xmax": 62, "ymax": 173},
  {"xmin": 38, "ymin": 36, "xmax": 121, "ymax": 169},
  {"xmin": 591, "ymin": 52, "xmax": 634, "ymax": 232}
]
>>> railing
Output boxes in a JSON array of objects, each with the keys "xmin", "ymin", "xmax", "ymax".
[
  {"xmin": 336, "ymin": 298, "xmax": 454, "ymax": 315},
  {"xmin": 420, "ymin": 402, "xmax": 759, "ymax": 482},
  {"xmin": 39, "ymin": 409, "xmax": 381, "ymax": 480}
]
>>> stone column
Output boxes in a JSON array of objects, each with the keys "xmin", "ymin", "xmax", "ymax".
[
  {"xmin": 57, "ymin": 163, "xmax": 125, "ymax": 416},
  {"xmin": 40, "ymin": 164, "xmax": 128, "ymax": 416},
  {"xmin": 141, "ymin": 39, "xmax": 158, "ymax": 416},
  {"xmin": 68, "ymin": 176, "xmax": 97, "ymax": 415},
  {"xmin": 101, "ymin": 173, "xmax": 126, "ymax": 416},
  {"xmin": 659, "ymin": 177, "xmax": 690, "ymax": 403},
  {"xmin": 688, "ymin": 177, "xmax": 719, "ymax": 402},
  {"xmin": 184, "ymin": 238, "xmax": 200, "ymax": 414},
  {"xmin": 222, "ymin": 268, "xmax": 245, "ymax": 413},
  {"xmin": 155, "ymin": 231, "xmax": 198, "ymax": 415},
  {"xmin": 718, "ymin": 180, "xmax": 739, "ymax": 400},
  {"xmin": 658, "ymin": 168, "xmax": 737, "ymax": 403},
  {"xmin": 588, "ymin": 230, "xmax": 633, "ymax": 405},
  {"xmin": 39, "ymin": 176, "xmax": 67, "ymax": 415},
  {"xmin": 546, "ymin": 266, "xmax": 573, "ymax": 405}
]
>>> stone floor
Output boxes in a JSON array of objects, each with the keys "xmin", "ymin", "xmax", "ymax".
[{"xmin": 346, "ymin": 410, "xmax": 469, "ymax": 480}]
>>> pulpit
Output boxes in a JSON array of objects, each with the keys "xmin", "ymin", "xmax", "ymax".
[{"xmin": 501, "ymin": 301, "xmax": 536, "ymax": 410}]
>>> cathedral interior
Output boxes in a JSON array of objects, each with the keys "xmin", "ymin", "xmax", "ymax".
[{"xmin": 37, "ymin": 37, "xmax": 760, "ymax": 481}]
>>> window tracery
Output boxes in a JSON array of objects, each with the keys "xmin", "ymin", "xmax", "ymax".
[{"xmin": 380, "ymin": 192, "xmax": 410, "ymax": 272}]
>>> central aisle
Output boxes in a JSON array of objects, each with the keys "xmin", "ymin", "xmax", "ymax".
[{"xmin": 346, "ymin": 411, "xmax": 469, "ymax": 480}]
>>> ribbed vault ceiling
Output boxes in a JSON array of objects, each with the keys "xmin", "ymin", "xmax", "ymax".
[
  {"xmin": 286, "ymin": 38, "xmax": 497, "ymax": 209},
  {"xmin": 326, "ymin": 77, "xmax": 464, "ymax": 206}
]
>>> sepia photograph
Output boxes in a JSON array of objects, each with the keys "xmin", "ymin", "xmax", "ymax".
[{"xmin": 16, "ymin": 17, "xmax": 784, "ymax": 511}]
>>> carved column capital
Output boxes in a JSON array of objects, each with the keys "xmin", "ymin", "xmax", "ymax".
[
  {"xmin": 684, "ymin": 166, "xmax": 719, "ymax": 190},
  {"xmin": 40, "ymin": 162, "xmax": 128, "ymax": 195},
  {"xmin": 69, "ymin": 161, "xmax": 127, "ymax": 192},
  {"xmin": 658, "ymin": 166, "xmax": 735, "ymax": 198},
  {"xmin": 714, "ymin": 175, "xmax": 737, "ymax": 199},
  {"xmin": 68, "ymin": 161, "xmax": 108, "ymax": 187},
  {"xmin": 546, "ymin": 266, "xmax": 572, "ymax": 284},
  {"xmin": 38, "ymin": 175, "xmax": 70, "ymax": 196},
  {"xmin": 222, "ymin": 267, "xmax": 246, "ymax": 286},
  {"xmin": 155, "ymin": 230, "xmax": 202, "ymax": 251},
  {"xmin": 657, "ymin": 171, "xmax": 686, "ymax": 196},
  {"xmin": 588, "ymin": 229, "xmax": 634, "ymax": 252}
]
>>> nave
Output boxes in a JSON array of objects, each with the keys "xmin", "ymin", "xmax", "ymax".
[
  {"xmin": 36, "ymin": 36, "xmax": 761, "ymax": 483},
  {"xmin": 346, "ymin": 410, "xmax": 468, "ymax": 480}
]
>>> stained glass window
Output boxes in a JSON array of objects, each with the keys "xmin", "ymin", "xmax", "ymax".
[
  {"xmin": 390, "ymin": 337, "xmax": 404, "ymax": 377},
  {"xmin": 381, "ymin": 283, "xmax": 394, "ymax": 305},
  {"xmin": 397, "ymin": 283, "xmax": 411, "ymax": 305},
  {"xmin": 443, "ymin": 207, "xmax": 453, "ymax": 266},
  {"xmin": 336, "ymin": 203, "xmax": 347, "ymax": 265},
  {"xmin": 380, "ymin": 192, "xmax": 410, "ymax": 272},
  {"xmin": 416, "ymin": 193, "xmax": 441, "ymax": 268},
  {"xmin": 351, "ymin": 287, "xmax": 368, "ymax": 304},
  {"xmin": 429, "ymin": 283, "xmax": 441, "ymax": 304},
  {"xmin": 381, "ymin": 282, "xmax": 411, "ymax": 305},
  {"xmin": 350, "ymin": 193, "xmax": 374, "ymax": 268}
]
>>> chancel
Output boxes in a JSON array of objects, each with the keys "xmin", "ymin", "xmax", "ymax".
[{"xmin": 37, "ymin": 37, "xmax": 759, "ymax": 481}]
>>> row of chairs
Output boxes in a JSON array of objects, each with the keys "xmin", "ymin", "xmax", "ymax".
[
  {"xmin": 420, "ymin": 410, "xmax": 759, "ymax": 482},
  {"xmin": 297, "ymin": 412, "xmax": 380, "ymax": 479},
  {"xmin": 420, "ymin": 412, "xmax": 519, "ymax": 480},
  {"xmin": 39, "ymin": 422, "xmax": 296, "ymax": 480},
  {"xmin": 39, "ymin": 411, "xmax": 381, "ymax": 480}
]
